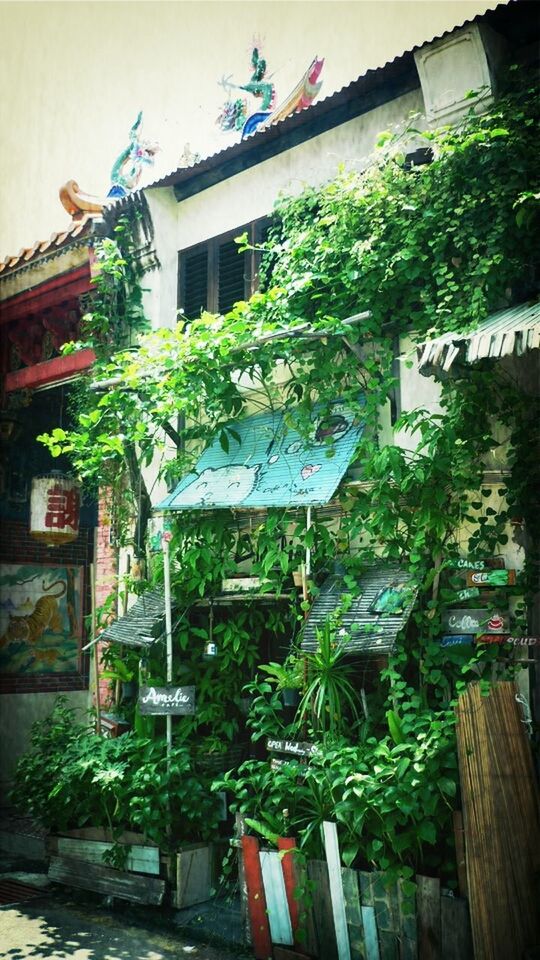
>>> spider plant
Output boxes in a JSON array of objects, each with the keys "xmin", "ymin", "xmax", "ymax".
[{"xmin": 297, "ymin": 620, "xmax": 360, "ymax": 736}]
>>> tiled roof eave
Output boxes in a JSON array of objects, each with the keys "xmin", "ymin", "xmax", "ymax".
[{"xmin": 0, "ymin": 215, "xmax": 101, "ymax": 280}]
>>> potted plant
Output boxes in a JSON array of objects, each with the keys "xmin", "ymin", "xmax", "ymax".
[
  {"xmin": 259, "ymin": 656, "xmax": 304, "ymax": 707},
  {"xmin": 297, "ymin": 620, "xmax": 361, "ymax": 735}
]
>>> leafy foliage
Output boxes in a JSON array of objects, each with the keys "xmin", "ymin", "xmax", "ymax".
[
  {"xmin": 30, "ymin": 77, "xmax": 540, "ymax": 878},
  {"xmin": 12, "ymin": 700, "xmax": 219, "ymax": 852}
]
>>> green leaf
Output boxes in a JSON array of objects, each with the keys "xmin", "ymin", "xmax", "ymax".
[
  {"xmin": 418, "ymin": 821, "xmax": 436, "ymax": 844},
  {"xmin": 438, "ymin": 777, "xmax": 457, "ymax": 797}
]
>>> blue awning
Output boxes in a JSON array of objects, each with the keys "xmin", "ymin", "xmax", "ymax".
[{"xmin": 155, "ymin": 402, "xmax": 365, "ymax": 511}]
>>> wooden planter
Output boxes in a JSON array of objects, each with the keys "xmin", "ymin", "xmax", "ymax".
[
  {"xmin": 47, "ymin": 827, "xmax": 165, "ymax": 906},
  {"xmin": 174, "ymin": 843, "xmax": 213, "ymax": 908}
]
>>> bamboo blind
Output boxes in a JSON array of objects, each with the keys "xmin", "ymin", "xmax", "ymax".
[{"xmin": 456, "ymin": 681, "xmax": 540, "ymax": 960}]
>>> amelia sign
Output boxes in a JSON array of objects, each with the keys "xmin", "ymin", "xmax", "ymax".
[{"xmin": 138, "ymin": 686, "xmax": 195, "ymax": 715}]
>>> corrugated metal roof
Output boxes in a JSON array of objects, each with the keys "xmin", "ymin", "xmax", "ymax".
[
  {"xmin": 417, "ymin": 301, "xmax": 540, "ymax": 376},
  {"xmin": 99, "ymin": 590, "xmax": 176, "ymax": 648},
  {"xmin": 301, "ymin": 566, "xmax": 417, "ymax": 655},
  {"xmin": 114, "ymin": 1, "xmax": 510, "ymax": 202},
  {"xmin": 156, "ymin": 402, "xmax": 365, "ymax": 512}
]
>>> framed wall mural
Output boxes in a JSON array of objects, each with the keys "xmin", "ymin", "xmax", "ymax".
[{"xmin": 0, "ymin": 563, "xmax": 83, "ymax": 675}]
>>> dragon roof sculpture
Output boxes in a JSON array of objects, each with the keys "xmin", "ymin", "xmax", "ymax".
[
  {"xmin": 217, "ymin": 46, "xmax": 324, "ymax": 139},
  {"xmin": 242, "ymin": 56, "xmax": 324, "ymax": 138},
  {"xmin": 107, "ymin": 112, "xmax": 159, "ymax": 199},
  {"xmin": 58, "ymin": 112, "xmax": 159, "ymax": 221}
]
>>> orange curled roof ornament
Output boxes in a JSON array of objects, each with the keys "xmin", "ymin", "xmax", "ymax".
[{"xmin": 59, "ymin": 180, "xmax": 106, "ymax": 220}]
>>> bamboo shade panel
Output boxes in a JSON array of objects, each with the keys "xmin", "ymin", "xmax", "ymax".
[{"xmin": 455, "ymin": 681, "xmax": 540, "ymax": 960}]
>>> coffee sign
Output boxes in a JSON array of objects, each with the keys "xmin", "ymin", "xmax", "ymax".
[
  {"xmin": 139, "ymin": 685, "xmax": 195, "ymax": 715},
  {"xmin": 441, "ymin": 609, "xmax": 509, "ymax": 635}
]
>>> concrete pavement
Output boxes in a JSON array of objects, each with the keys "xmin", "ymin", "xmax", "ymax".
[{"xmin": 0, "ymin": 896, "xmax": 248, "ymax": 960}]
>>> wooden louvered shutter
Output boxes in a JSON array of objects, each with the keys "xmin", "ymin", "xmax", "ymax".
[
  {"xmin": 254, "ymin": 217, "xmax": 275, "ymax": 292},
  {"xmin": 217, "ymin": 238, "xmax": 247, "ymax": 315},
  {"xmin": 180, "ymin": 246, "xmax": 208, "ymax": 319}
]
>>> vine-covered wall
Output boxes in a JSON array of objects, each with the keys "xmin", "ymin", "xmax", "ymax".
[{"xmin": 33, "ymin": 71, "xmax": 540, "ymax": 875}]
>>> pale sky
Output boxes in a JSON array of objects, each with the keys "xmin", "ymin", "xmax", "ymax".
[{"xmin": 0, "ymin": 0, "xmax": 501, "ymax": 256}]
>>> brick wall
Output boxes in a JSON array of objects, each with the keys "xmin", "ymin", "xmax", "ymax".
[
  {"xmin": 0, "ymin": 493, "xmax": 120, "ymax": 705},
  {"xmin": 93, "ymin": 492, "xmax": 119, "ymax": 710}
]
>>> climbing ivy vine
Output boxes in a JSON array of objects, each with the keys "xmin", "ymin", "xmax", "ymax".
[{"xmin": 37, "ymin": 74, "xmax": 539, "ymax": 876}]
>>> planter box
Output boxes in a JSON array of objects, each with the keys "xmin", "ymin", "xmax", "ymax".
[
  {"xmin": 174, "ymin": 843, "xmax": 213, "ymax": 908},
  {"xmin": 49, "ymin": 855, "xmax": 165, "ymax": 905},
  {"xmin": 221, "ymin": 577, "xmax": 261, "ymax": 593},
  {"xmin": 55, "ymin": 827, "xmax": 157, "ymax": 846},
  {"xmin": 50, "ymin": 836, "xmax": 161, "ymax": 875}
]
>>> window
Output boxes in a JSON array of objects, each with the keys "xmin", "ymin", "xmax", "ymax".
[{"xmin": 178, "ymin": 219, "xmax": 272, "ymax": 319}]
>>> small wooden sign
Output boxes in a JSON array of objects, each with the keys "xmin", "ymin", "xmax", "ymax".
[
  {"xmin": 476, "ymin": 634, "xmax": 511, "ymax": 645},
  {"xmin": 221, "ymin": 577, "xmax": 261, "ymax": 593},
  {"xmin": 452, "ymin": 557, "xmax": 505, "ymax": 571},
  {"xmin": 266, "ymin": 738, "xmax": 318, "ymax": 758},
  {"xmin": 442, "ymin": 609, "xmax": 509, "ymax": 634},
  {"xmin": 138, "ymin": 685, "xmax": 195, "ymax": 715},
  {"xmin": 454, "ymin": 587, "xmax": 481, "ymax": 602},
  {"xmin": 465, "ymin": 570, "xmax": 516, "ymax": 588},
  {"xmin": 270, "ymin": 758, "xmax": 308, "ymax": 780},
  {"xmin": 440, "ymin": 635, "xmax": 474, "ymax": 647}
]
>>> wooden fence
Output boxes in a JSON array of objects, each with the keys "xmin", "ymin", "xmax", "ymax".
[{"xmin": 240, "ymin": 830, "xmax": 472, "ymax": 960}]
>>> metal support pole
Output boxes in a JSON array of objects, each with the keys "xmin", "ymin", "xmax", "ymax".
[
  {"xmin": 305, "ymin": 506, "xmax": 312, "ymax": 578},
  {"xmin": 90, "ymin": 561, "xmax": 102, "ymax": 735},
  {"xmin": 162, "ymin": 531, "xmax": 173, "ymax": 762}
]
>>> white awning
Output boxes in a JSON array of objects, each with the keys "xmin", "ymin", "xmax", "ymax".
[{"xmin": 417, "ymin": 302, "xmax": 540, "ymax": 377}]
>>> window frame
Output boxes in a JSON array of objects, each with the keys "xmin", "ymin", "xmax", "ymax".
[{"xmin": 177, "ymin": 216, "xmax": 273, "ymax": 319}]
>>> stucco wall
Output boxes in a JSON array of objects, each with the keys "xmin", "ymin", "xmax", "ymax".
[
  {"xmin": 146, "ymin": 87, "xmax": 424, "ymax": 330},
  {"xmin": 0, "ymin": 1, "xmax": 500, "ymax": 257}
]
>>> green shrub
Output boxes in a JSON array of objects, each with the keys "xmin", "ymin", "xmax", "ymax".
[{"xmin": 11, "ymin": 698, "xmax": 219, "ymax": 852}]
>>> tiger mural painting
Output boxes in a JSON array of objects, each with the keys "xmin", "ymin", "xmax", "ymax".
[
  {"xmin": 0, "ymin": 579, "xmax": 66, "ymax": 648},
  {"xmin": 0, "ymin": 565, "xmax": 82, "ymax": 674}
]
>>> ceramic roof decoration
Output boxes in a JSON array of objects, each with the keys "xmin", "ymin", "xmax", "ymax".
[
  {"xmin": 417, "ymin": 302, "xmax": 540, "ymax": 377},
  {"xmin": 217, "ymin": 45, "xmax": 276, "ymax": 134},
  {"xmin": 108, "ymin": 112, "xmax": 159, "ymax": 199},
  {"xmin": 243, "ymin": 57, "xmax": 325, "ymax": 138},
  {"xmin": 156, "ymin": 401, "xmax": 365, "ymax": 512},
  {"xmin": 131, "ymin": 1, "xmax": 525, "ymax": 204},
  {"xmin": 301, "ymin": 566, "xmax": 418, "ymax": 655},
  {"xmin": 59, "ymin": 180, "xmax": 105, "ymax": 221}
]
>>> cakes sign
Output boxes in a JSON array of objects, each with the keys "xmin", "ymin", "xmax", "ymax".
[{"xmin": 138, "ymin": 685, "xmax": 195, "ymax": 715}]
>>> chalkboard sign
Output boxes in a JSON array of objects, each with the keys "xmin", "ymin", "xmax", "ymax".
[
  {"xmin": 441, "ymin": 609, "xmax": 509, "ymax": 635},
  {"xmin": 138, "ymin": 686, "xmax": 195, "ymax": 715},
  {"xmin": 440, "ymin": 634, "xmax": 474, "ymax": 647},
  {"xmin": 465, "ymin": 569, "xmax": 515, "ymax": 588},
  {"xmin": 266, "ymin": 738, "xmax": 318, "ymax": 758},
  {"xmin": 451, "ymin": 557, "xmax": 505, "ymax": 571}
]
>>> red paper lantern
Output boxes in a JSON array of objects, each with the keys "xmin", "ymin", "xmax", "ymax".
[{"xmin": 30, "ymin": 472, "xmax": 81, "ymax": 546}]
